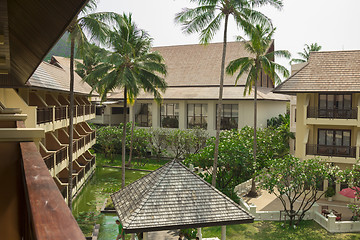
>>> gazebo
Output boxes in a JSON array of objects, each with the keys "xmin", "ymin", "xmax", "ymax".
[{"xmin": 111, "ymin": 160, "xmax": 254, "ymax": 240}]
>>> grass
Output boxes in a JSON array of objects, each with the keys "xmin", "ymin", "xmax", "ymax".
[
  {"xmin": 95, "ymin": 153, "xmax": 169, "ymax": 171},
  {"xmin": 201, "ymin": 221, "xmax": 360, "ymax": 240}
]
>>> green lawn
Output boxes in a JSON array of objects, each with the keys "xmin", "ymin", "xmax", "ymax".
[
  {"xmin": 201, "ymin": 221, "xmax": 360, "ymax": 240},
  {"xmin": 95, "ymin": 153, "xmax": 169, "ymax": 171}
]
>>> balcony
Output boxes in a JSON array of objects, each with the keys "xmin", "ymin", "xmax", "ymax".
[
  {"xmin": 37, "ymin": 106, "xmax": 54, "ymax": 124},
  {"xmin": 307, "ymin": 107, "xmax": 357, "ymax": 119},
  {"xmin": 306, "ymin": 144, "xmax": 356, "ymax": 158},
  {"xmin": 37, "ymin": 104, "xmax": 96, "ymax": 131}
]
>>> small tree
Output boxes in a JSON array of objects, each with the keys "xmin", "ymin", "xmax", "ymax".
[{"xmin": 259, "ymin": 155, "xmax": 338, "ymax": 226}]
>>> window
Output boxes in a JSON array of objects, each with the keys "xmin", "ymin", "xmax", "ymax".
[
  {"xmin": 135, "ymin": 103, "xmax": 152, "ymax": 127},
  {"xmin": 187, "ymin": 104, "xmax": 207, "ymax": 129},
  {"xmin": 112, "ymin": 107, "xmax": 129, "ymax": 115},
  {"xmin": 318, "ymin": 129, "xmax": 351, "ymax": 147},
  {"xmin": 318, "ymin": 94, "xmax": 352, "ymax": 118},
  {"xmin": 317, "ymin": 129, "xmax": 352, "ymax": 156},
  {"xmin": 160, "ymin": 103, "xmax": 179, "ymax": 128},
  {"xmin": 216, "ymin": 104, "xmax": 238, "ymax": 130}
]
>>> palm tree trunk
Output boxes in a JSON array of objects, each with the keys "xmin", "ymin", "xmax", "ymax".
[
  {"xmin": 212, "ymin": 14, "xmax": 229, "ymax": 187},
  {"xmin": 121, "ymin": 88, "xmax": 127, "ymax": 188},
  {"xmin": 248, "ymin": 72, "xmax": 259, "ymax": 197},
  {"xmin": 127, "ymin": 100, "xmax": 136, "ymax": 167},
  {"xmin": 68, "ymin": 32, "xmax": 75, "ymax": 209}
]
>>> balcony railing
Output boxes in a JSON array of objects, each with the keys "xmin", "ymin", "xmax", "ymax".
[
  {"xmin": 307, "ymin": 107, "xmax": 358, "ymax": 119},
  {"xmin": 44, "ymin": 153, "xmax": 55, "ymax": 170},
  {"xmin": 78, "ymin": 168, "xmax": 84, "ymax": 182},
  {"xmin": 37, "ymin": 107, "xmax": 54, "ymax": 124},
  {"xmin": 306, "ymin": 144, "xmax": 356, "ymax": 158},
  {"xmin": 91, "ymin": 156, "xmax": 96, "ymax": 167},
  {"xmin": 91, "ymin": 104, "xmax": 95, "ymax": 114},
  {"xmin": 56, "ymin": 146, "xmax": 68, "ymax": 165},
  {"xmin": 55, "ymin": 106, "xmax": 67, "ymax": 121}
]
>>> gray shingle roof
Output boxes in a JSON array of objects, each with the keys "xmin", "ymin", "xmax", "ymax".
[
  {"xmin": 152, "ymin": 41, "xmax": 272, "ymax": 87},
  {"xmin": 274, "ymin": 50, "xmax": 360, "ymax": 93},
  {"xmin": 111, "ymin": 160, "xmax": 254, "ymax": 233},
  {"xmin": 27, "ymin": 56, "xmax": 93, "ymax": 95}
]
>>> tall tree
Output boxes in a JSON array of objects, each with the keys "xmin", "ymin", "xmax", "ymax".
[
  {"xmin": 85, "ymin": 13, "xmax": 167, "ymax": 188},
  {"xmin": 175, "ymin": 0, "xmax": 283, "ymax": 186},
  {"xmin": 226, "ymin": 24, "xmax": 290, "ymax": 196},
  {"xmin": 66, "ymin": 0, "xmax": 117, "ymax": 209},
  {"xmin": 290, "ymin": 43, "xmax": 322, "ymax": 64}
]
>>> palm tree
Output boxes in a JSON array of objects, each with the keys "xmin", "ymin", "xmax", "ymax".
[
  {"xmin": 226, "ymin": 24, "xmax": 290, "ymax": 196},
  {"xmin": 85, "ymin": 13, "xmax": 167, "ymax": 188},
  {"xmin": 175, "ymin": 0, "xmax": 284, "ymax": 187},
  {"xmin": 290, "ymin": 43, "xmax": 322, "ymax": 64},
  {"xmin": 76, "ymin": 43, "xmax": 108, "ymax": 96},
  {"xmin": 67, "ymin": 0, "xmax": 118, "ymax": 209}
]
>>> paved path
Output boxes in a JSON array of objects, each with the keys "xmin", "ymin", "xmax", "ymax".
[{"xmin": 148, "ymin": 229, "xmax": 179, "ymax": 240}]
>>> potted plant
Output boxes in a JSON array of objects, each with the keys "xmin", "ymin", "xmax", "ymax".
[{"xmin": 325, "ymin": 186, "xmax": 335, "ymax": 201}]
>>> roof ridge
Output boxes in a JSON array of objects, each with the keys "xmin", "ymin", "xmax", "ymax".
[
  {"xmin": 310, "ymin": 49, "xmax": 360, "ymax": 54},
  {"xmin": 152, "ymin": 41, "xmax": 244, "ymax": 49},
  {"xmin": 176, "ymin": 161, "xmax": 254, "ymax": 219}
]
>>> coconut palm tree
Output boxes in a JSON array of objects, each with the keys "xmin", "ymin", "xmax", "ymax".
[
  {"xmin": 175, "ymin": 0, "xmax": 284, "ymax": 187},
  {"xmin": 85, "ymin": 13, "xmax": 167, "ymax": 188},
  {"xmin": 67, "ymin": 0, "xmax": 118, "ymax": 209},
  {"xmin": 290, "ymin": 43, "xmax": 322, "ymax": 64},
  {"xmin": 226, "ymin": 24, "xmax": 290, "ymax": 196}
]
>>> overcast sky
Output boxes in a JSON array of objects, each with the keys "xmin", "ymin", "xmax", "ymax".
[{"xmin": 96, "ymin": 0, "xmax": 360, "ymax": 72}]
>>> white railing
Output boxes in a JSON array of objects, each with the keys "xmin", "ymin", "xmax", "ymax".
[{"xmin": 240, "ymin": 197, "xmax": 360, "ymax": 233}]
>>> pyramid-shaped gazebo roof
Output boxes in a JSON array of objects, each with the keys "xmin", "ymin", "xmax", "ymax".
[{"xmin": 111, "ymin": 160, "xmax": 254, "ymax": 233}]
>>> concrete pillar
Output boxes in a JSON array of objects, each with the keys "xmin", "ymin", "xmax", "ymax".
[
  {"xmin": 143, "ymin": 232, "xmax": 148, "ymax": 240},
  {"xmin": 207, "ymin": 101, "xmax": 216, "ymax": 132},
  {"xmin": 249, "ymin": 204, "xmax": 257, "ymax": 216},
  {"xmin": 179, "ymin": 100, "xmax": 186, "ymax": 129},
  {"xmin": 196, "ymin": 228, "xmax": 202, "ymax": 240},
  {"xmin": 221, "ymin": 226, "xmax": 226, "ymax": 240},
  {"xmin": 152, "ymin": 101, "xmax": 160, "ymax": 128},
  {"xmin": 327, "ymin": 213, "xmax": 336, "ymax": 231}
]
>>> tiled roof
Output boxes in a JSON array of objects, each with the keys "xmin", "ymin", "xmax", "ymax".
[
  {"xmin": 274, "ymin": 50, "xmax": 360, "ymax": 93},
  {"xmin": 111, "ymin": 160, "xmax": 254, "ymax": 233},
  {"xmin": 107, "ymin": 86, "xmax": 290, "ymax": 101},
  {"xmin": 27, "ymin": 56, "xmax": 93, "ymax": 95},
  {"xmin": 152, "ymin": 41, "xmax": 260, "ymax": 87}
]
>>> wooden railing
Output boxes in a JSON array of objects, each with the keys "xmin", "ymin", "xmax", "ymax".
[
  {"xmin": 78, "ymin": 168, "xmax": 84, "ymax": 182},
  {"xmin": 91, "ymin": 156, "xmax": 96, "ymax": 167},
  {"xmin": 20, "ymin": 142, "xmax": 85, "ymax": 239},
  {"xmin": 85, "ymin": 162, "xmax": 91, "ymax": 172},
  {"xmin": 55, "ymin": 106, "xmax": 67, "ymax": 121},
  {"xmin": 306, "ymin": 144, "xmax": 356, "ymax": 158},
  {"xmin": 85, "ymin": 105, "xmax": 90, "ymax": 115},
  {"xmin": 307, "ymin": 107, "xmax": 358, "ymax": 119},
  {"xmin": 56, "ymin": 146, "xmax": 68, "ymax": 164},
  {"xmin": 37, "ymin": 107, "xmax": 53, "ymax": 124},
  {"xmin": 43, "ymin": 153, "xmax": 55, "ymax": 170}
]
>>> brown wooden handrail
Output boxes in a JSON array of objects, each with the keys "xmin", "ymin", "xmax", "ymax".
[{"xmin": 20, "ymin": 142, "xmax": 85, "ymax": 239}]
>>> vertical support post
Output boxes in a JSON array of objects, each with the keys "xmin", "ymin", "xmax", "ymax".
[
  {"xmin": 221, "ymin": 225, "xmax": 226, "ymax": 240},
  {"xmin": 327, "ymin": 213, "xmax": 336, "ymax": 232},
  {"xmin": 143, "ymin": 232, "xmax": 148, "ymax": 240},
  {"xmin": 196, "ymin": 228, "xmax": 202, "ymax": 240},
  {"xmin": 131, "ymin": 233, "xmax": 135, "ymax": 240}
]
